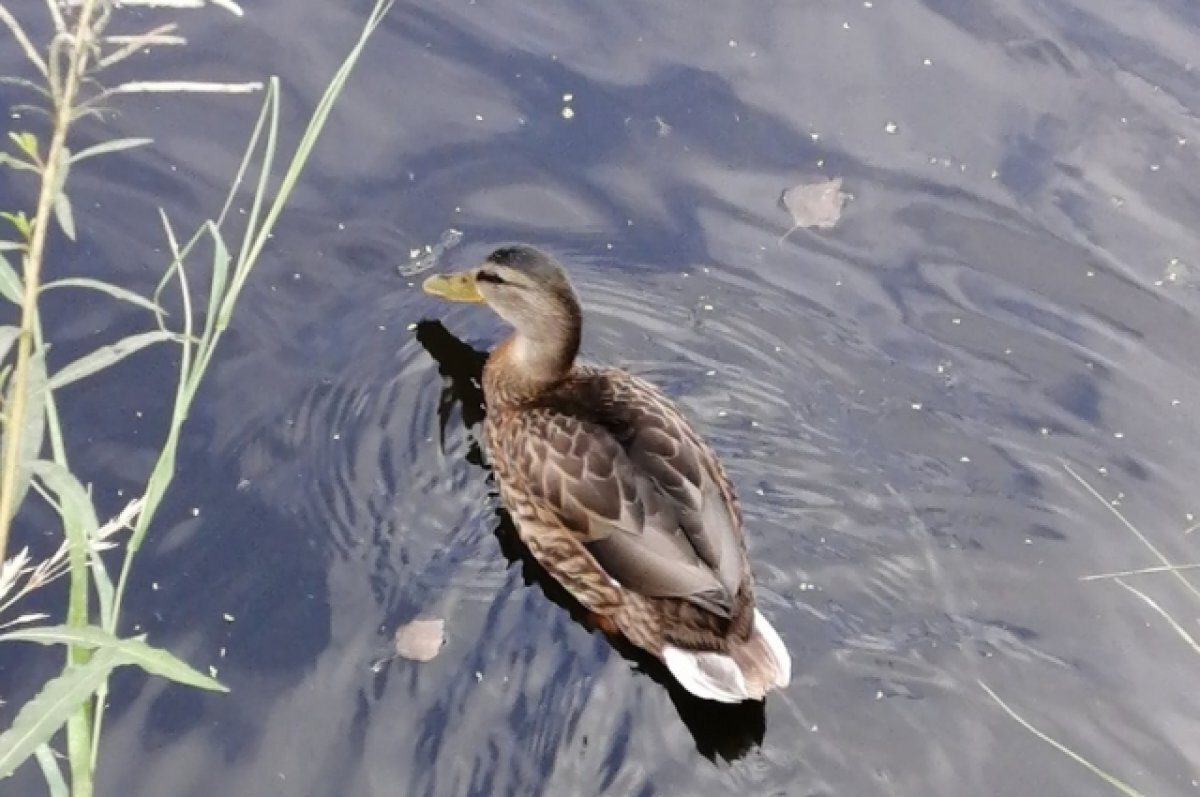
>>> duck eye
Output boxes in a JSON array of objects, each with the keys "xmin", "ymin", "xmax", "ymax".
[{"xmin": 476, "ymin": 270, "xmax": 505, "ymax": 285}]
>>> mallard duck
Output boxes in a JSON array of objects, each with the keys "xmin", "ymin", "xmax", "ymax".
[{"xmin": 422, "ymin": 245, "xmax": 791, "ymax": 702}]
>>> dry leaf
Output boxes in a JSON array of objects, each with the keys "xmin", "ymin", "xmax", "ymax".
[
  {"xmin": 393, "ymin": 618, "xmax": 445, "ymax": 662},
  {"xmin": 779, "ymin": 177, "xmax": 847, "ymax": 242}
]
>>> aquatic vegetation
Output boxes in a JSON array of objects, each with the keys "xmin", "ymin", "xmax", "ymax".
[
  {"xmin": 979, "ymin": 461, "xmax": 1198, "ymax": 797},
  {"xmin": 0, "ymin": 0, "xmax": 393, "ymax": 793}
]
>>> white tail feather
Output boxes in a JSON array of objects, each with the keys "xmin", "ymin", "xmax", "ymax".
[
  {"xmin": 662, "ymin": 645, "xmax": 750, "ymax": 703},
  {"xmin": 753, "ymin": 608, "xmax": 792, "ymax": 687},
  {"xmin": 662, "ymin": 609, "xmax": 792, "ymax": 703}
]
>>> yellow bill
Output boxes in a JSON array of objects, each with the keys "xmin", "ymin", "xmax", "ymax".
[{"xmin": 421, "ymin": 271, "xmax": 485, "ymax": 303}]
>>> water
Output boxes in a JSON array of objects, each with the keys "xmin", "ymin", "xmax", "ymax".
[{"xmin": 3, "ymin": 0, "xmax": 1200, "ymax": 794}]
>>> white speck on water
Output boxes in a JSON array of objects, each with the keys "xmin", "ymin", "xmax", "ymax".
[
  {"xmin": 717, "ymin": 410, "xmax": 728, "ymax": 417},
  {"xmin": 151, "ymin": 581, "xmax": 159, "ymax": 591},
  {"xmin": 842, "ymin": 21, "xmax": 850, "ymax": 29},
  {"xmin": 1098, "ymin": 466, "xmax": 1108, "ymax": 475},
  {"xmin": 705, "ymin": 369, "xmax": 717, "ymax": 376},
  {"xmin": 223, "ymin": 613, "xmax": 235, "ymax": 622},
  {"xmin": 810, "ymin": 132, "xmax": 820, "ymax": 141},
  {"xmin": 728, "ymin": 39, "xmax": 737, "ymax": 47},
  {"xmin": 562, "ymin": 92, "xmax": 573, "ymax": 102},
  {"xmin": 884, "ymin": 121, "xmax": 898, "ymax": 134},
  {"xmin": 951, "ymin": 317, "xmax": 962, "ymax": 325},
  {"xmin": 475, "ymin": 114, "xmax": 484, "ymax": 121},
  {"xmin": 876, "ymin": 690, "xmax": 884, "ymax": 700},
  {"xmin": 475, "ymin": 671, "xmax": 483, "ymax": 682},
  {"xmin": 209, "ymin": 665, "xmax": 218, "ymax": 679},
  {"xmin": 1171, "ymin": 399, "xmax": 1181, "ymax": 406},
  {"xmin": 1086, "ymin": 270, "xmax": 1095, "ymax": 277},
  {"xmin": 337, "ymin": 222, "xmax": 345, "ymax": 230},
  {"xmin": 219, "ymin": 647, "xmax": 227, "ymax": 658},
  {"xmin": 1040, "ymin": 427, "xmax": 1051, "ymax": 436},
  {"xmin": 191, "ymin": 507, "xmax": 200, "ymax": 517},
  {"xmin": 561, "ymin": 107, "xmax": 574, "ymax": 120},
  {"xmin": 923, "ymin": 58, "xmax": 933, "ymax": 66},
  {"xmin": 1150, "ymin": 163, "xmax": 1161, "ymax": 171},
  {"xmin": 1113, "ymin": 431, "xmax": 1124, "ymax": 439},
  {"xmin": 333, "ymin": 433, "xmax": 341, "ymax": 441},
  {"xmin": 703, "ymin": 304, "xmax": 714, "ymax": 311},
  {"xmin": 960, "ymin": 456, "xmax": 971, "ymax": 463},
  {"xmin": 406, "ymin": 322, "xmax": 418, "ymax": 331},
  {"xmin": 910, "ymin": 402, "xmax": 923, "ymax": 410}
]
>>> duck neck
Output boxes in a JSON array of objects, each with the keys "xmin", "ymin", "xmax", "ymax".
[{"xmin": 483, "ymin": 305, "xmax": 581, "ymax": 407}]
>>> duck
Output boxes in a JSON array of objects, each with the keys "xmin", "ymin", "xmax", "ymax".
[{"xmin": 421, "ymin": 244, "xmax": 791, "ymax": 703}]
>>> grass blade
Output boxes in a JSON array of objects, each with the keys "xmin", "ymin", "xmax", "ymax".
[
  {"xmin": 47, "ymin": 330, "xmax": 175, "ymax": 390},
  {"xmin": 1112, "ymin": 578, "xmax": 1200, "ymax": 657},
  {"xmin": 33, "ymin": 743, "xmax": 68, "ymax": 797},
  {"xmin": 41, "ymin": 277, "xmax": 162, "ymax": 315},
  {"xmin": 979, "ymin": 681, "xmax": 1146, "ymax": 797},
  {"xmin": 0, "ymin": 647, "xmax": 121, "ymax": 781},
  {"xmin": 68, "ymin": 138, "xmax": 153, "ymax": 165},
  {"xmin": 0, "ymin": 625, "xmax": 227, "ymax": 692}
]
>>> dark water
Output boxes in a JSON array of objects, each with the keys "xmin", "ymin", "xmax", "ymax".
[{"xmin": 4, "ymin": 0, "xmax": 1200, "ymax": 794}]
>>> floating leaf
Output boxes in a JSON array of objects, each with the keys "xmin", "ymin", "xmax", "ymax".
[
  {"xmin": 47, "ymin": 329, "xmax": 175, "ymax": 390},
  {"xmin": 779, "ymin": 177, "xmax": 847, "ymax": 242},
  {"xmin": 0, "ymin": 252, "xmax": 22, "ymax": 303},
  {"xmin": 69, "ymin": 137, "xmax": 153, "ymax": 165},
  {"xmin": 0, "ymin": 625, "xmax": 228, "ymax": 692},
  {"xmin": 41, "ymin": 278, "xmax": 162, "ymax": 314},
  {"xmin": 0, "ymin": 646, "xmax": 121, "ymax": 781},
  {"xmin": 393, "ymin": 618, "xmax": 445, "ymax": 662}
]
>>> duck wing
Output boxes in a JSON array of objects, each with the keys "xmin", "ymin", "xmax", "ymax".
[{"xmin": 490, "ymin": 372, "xmax": 746, "ymax": 618}]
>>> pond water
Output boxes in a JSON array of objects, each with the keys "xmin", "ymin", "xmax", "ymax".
[{"xmin": 4, "ymin": 0, "xmax": 1200, "ymax": 795}]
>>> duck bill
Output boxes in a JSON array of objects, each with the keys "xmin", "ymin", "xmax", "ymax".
[{"xmin": 422, "ymin": 271, "xmax": 485, "ymax": 303}]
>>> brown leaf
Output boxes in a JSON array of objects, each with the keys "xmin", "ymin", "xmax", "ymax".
[
  {"xmin": 780, "ymin": 177, "xmax": 847, "ymax": 241},
  {"xmin": 393, "ymin": 618, "xmax": 445, "ymax": 662}
]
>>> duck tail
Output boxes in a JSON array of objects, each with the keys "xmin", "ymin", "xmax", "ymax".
[{"xmin": 662, "ymin": 608, "xmax": 792, "ymax": 703}]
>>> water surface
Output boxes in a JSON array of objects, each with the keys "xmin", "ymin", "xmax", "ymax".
[{"xmin": 4, "ymin": 0, "xmax": 1200, "ymax": 795}]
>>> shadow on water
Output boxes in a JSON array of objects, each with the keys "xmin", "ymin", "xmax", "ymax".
[{"xmin": 411, "ymin": 318, "xmax": 766, "ymax": 763}]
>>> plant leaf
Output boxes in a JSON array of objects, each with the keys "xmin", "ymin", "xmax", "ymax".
[
  {"xmin": 0, "ymin": 646, "xmax": 121, "ymax": 781},
  {"xmin": 30, "ymin": 461, "xmax": 100, "ymax": 580},
  {"xmin": 206, "ymin": 222, "xmax": 231, "ymax": 338},
  {"xmin": 0, "ymin": 625, "xmax": 227, "ymax": 692},
  {"xmin": 0, "ymin": 326, "xmax": 19, "ymax": 364},
  {"xmin": 41, "ymin": 278, "xmax": 162, "ymax": 314},
  {"xmin": 0, "ymin": 152, "xmax": 37, "ymax": 173},
  {"xmin": 69, "ymin": 138, "xmax": 153, "ymax": 165},
  {"xmin": 47, "ymin": 330, "xmax": 175, "ymax": 390},
  {"xmin": 53, "ymin": 192, "xmax": 75, "ymax": 241},
  {"xmin": 0, "ymin": 251, "xmax": 22, "ymax": 303},
  {"xmin": 1, "ymin": 347, "xmax": 47, "ymax": 525},
  {"xmin": 8, "ymin": 131, "xmax": 38, "ymax": 162},
  {"xmin": 33, "ymin": 743, "xmax": 68, "ymax": 797}
]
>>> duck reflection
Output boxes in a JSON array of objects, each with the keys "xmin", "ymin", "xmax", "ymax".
[{"xmin": 413, "ymin": 319, "xmax": 765, "ymax": 762}]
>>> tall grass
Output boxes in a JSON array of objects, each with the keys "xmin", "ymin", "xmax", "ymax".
[
  {"xmin": 979, "ymin": 460, "xmax": 1198, "ymax": 797},
  {"xmin": 0, "ymin": 0, "xmax": 393, "ymax": 793}
]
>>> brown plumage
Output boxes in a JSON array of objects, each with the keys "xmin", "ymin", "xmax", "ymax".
[{"xmin": 422, "ymin": 245, "xmax": 790, "ymax": 702}]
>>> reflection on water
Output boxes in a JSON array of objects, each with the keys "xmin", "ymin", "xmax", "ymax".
[
  {"xmin": 413, "ymin": 318, "xmax": 767, "ymax": 762},
  {"xmin": 3, "ymin": 0, "xmax": 1199, "ymax": 794}
]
